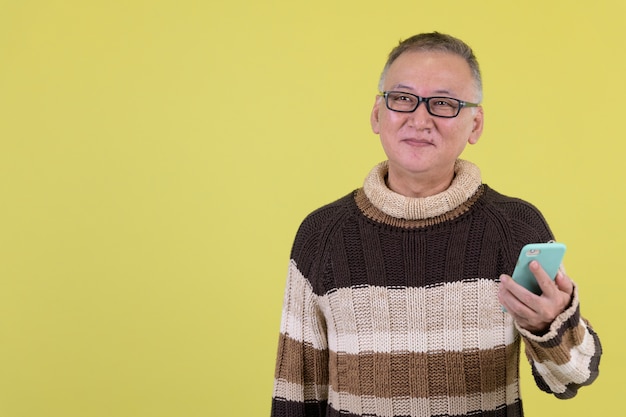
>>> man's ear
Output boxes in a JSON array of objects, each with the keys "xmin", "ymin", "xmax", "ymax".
[
  {"xmin": 467, "ymin": 106, "xmax": 484, "ymax": 145},
  {"xmin": 370, "ymin": 96, "xmax": 382, "ymax": 134}
]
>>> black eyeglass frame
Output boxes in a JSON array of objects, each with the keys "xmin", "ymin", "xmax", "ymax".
[{"xmin": 379, "ymin": 91, "xmax": 480, "ymax": 118}]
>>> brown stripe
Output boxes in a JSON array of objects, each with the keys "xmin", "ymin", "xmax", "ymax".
[
  {"xmin": 276, "ymin": 333, "xmax": 519, "ymax": 399},
  {"xmin": 335, "ymin": 346, "xmax": 519, "ymax": 398},
  {"xmin": 329, "ymin": 347, "xmax": 518, "ymax": 398},
  {"xmin": 275, "ymin": 334, "xmax": 329, "ymax": 384}
]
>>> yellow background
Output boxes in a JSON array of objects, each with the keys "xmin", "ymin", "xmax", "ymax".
[{"xmin": 1, "ymin": 1, "xmax": 623, "ymax": 416}]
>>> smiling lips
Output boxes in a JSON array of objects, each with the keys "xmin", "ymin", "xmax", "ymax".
[{"xmin": 403, "ymin": 138, "xmax": 434, "ymax": 147}]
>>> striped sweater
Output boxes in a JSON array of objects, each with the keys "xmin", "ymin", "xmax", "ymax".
[{"xmin": 271, "ymin": 159, "xmax": 601, "ymax": 417}]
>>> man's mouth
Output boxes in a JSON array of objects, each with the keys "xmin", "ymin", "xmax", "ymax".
[{"xmin": 402, "ymin": 138, "xmax": 434, "ymax": 146}]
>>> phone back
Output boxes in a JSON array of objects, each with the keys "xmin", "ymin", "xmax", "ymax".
[{"xmin": 511, "ymin": 242, "xmax": 566, "ymax": 295}]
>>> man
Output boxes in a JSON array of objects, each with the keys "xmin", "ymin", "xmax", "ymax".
[{"xmin": 271, "ymin": 32, "xmax": 601, "ymax": 417}]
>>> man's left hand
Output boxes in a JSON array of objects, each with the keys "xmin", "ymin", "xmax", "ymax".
[{"xmin": 498, "ymin": 261, "xmax": 574, "ymax": 334}]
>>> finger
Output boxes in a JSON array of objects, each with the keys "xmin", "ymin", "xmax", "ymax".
[
  {"xmin": 499, "ymin": 274, "xmax": 540, "ymax": 313},
  {"xmin": 499, "ymin": 274, "xmax": 528, "ymax": 300},
  {"xmin": 530, "ymin": 260, "xmax": 557, "ymax": 295},
  {"xmin": 499, "ymin": 286, "xmax": 539, "ymax": 327}
]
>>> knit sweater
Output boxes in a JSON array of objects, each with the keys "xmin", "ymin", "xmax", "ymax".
[{"xmin": 271, "ymin": 160, "xmax": 601, "ymax": 417}]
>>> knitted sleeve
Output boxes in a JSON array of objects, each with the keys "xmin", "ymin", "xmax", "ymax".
[
  {"xmin": 271, "ymin": 197, "xmax": 351, "ymax": 417},
  {"xmin": 516, "ymin": 288, "xmax": 602, "ymax": 399},
  {"xmin": 492, "ymin": 189, "xmax": 603, "ymax": 399},
  {"xmin": 270, "ymin": 260, "xmax": 329, "ymax": 416}
]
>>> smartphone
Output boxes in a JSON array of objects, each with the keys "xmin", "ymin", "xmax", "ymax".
[{"xmin": 511, "ymin": 242, "xmax": 566, "ymax": 295}]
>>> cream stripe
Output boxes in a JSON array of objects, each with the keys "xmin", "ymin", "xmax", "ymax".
[
  {"xmin": 326, "ymin": 384, "xmax": 518, "ymax": 417},
  {"xmin": 531, "ymin": 326, "xmax": 597, "ymax": 393},
  {"xmin": 273, "ymin": 378, "xmax": 329, "ymax": 402},
  {"xmin": 319, "ymin": 325, "xmax": 511, "ymax": 355},
  {"xmin": 281, "ymin": 262, "xmax": 513, "ymax": 353},
  {"xmin": 279, "ymin": 260, "xmax": 327, "ymax": 350}
]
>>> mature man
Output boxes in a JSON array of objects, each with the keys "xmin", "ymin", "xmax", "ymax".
[{"xmin": 271, "ymin": 32, "xmax": 601, "ymax": 417}]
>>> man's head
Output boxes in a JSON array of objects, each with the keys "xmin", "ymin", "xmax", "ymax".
[
  {"xmin": 378, "ymin": 32, "xmax": 482, "ymax": 103},
  {"xmin": 370, "ymin": 32, "xmax": 484, "ymax": 197}
]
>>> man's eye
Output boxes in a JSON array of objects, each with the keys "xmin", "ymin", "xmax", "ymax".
[
  {"xmin": 433, "ymin": 100, "xmax": 454, "ymax": 107},
  {"xmin": 393, "ymin": 94, "xmax": 413, "ymax": 102}
]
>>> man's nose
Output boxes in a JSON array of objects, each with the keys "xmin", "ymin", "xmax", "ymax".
[{"xmin": 408, "ymin": 101, "xmax": 433, "ymax": 126}]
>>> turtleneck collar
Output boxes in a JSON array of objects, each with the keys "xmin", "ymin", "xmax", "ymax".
[{"xmin": 362, "ymin": 159, "xmax": 483, "ymax": 221}]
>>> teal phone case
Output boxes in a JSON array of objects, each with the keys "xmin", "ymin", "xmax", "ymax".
[{"xmin": 511, "ymin": 242, "xmax": 566, "ymax": 295}]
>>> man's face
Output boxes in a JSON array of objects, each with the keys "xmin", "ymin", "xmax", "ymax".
[{"xmin": 371, "ymin": 50, "xmax": 484, "ymax": 191}]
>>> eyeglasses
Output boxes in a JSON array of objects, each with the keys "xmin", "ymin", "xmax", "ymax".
[{"xmin": 380, "ymin": 91, "xmax": 480, "ymax": 118}]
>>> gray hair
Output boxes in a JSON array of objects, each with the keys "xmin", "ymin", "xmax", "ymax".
[{"xmin": 378, "ymin": 32, "xmax": 483, "ymax": 102}]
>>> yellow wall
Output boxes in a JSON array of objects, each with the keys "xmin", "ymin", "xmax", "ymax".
[{"xmin": 1, "ymin": 1, "xmax": 623, "ymax": 416}]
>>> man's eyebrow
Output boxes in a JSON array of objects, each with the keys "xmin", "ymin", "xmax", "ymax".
[
  {"xmin": 389, "ymin": 83, "xmax": 415, "ymax": 91},
  {"xmin": 389, "ymin": 83, "xmax": 455, "ymax": 96}
]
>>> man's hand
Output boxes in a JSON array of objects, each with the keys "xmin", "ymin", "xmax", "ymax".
[{"xmin": 498, "ymin": 260, "xmax": 574, "ymax": 334}]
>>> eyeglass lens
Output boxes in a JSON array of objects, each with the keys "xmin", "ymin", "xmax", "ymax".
[{"xmin": 385, "ymin": 92, "xmax": 461, "ymax": 117}]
